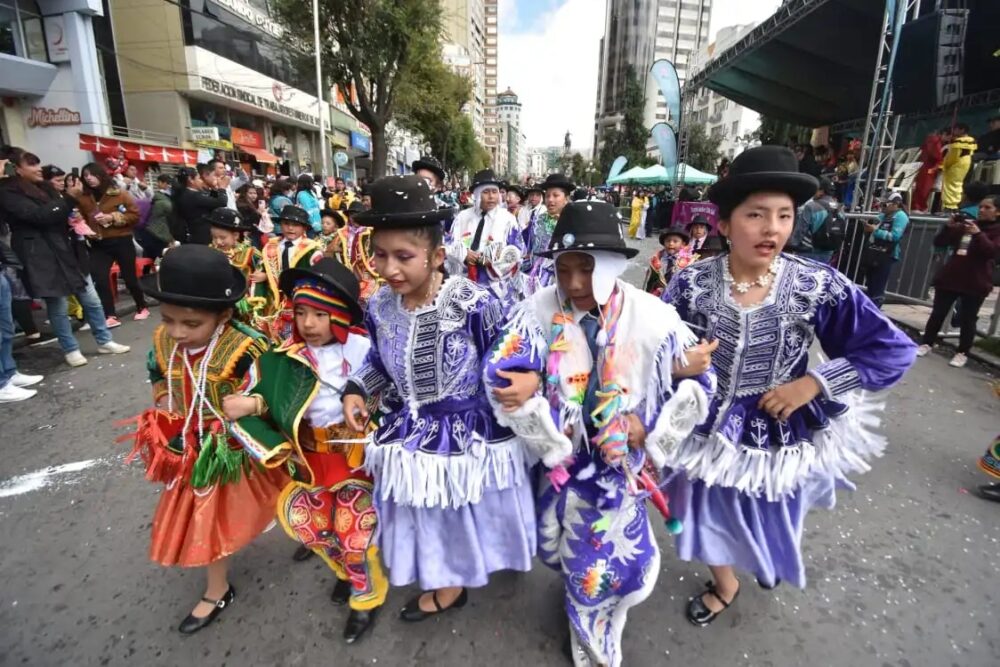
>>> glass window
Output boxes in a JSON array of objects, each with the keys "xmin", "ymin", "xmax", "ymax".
[
  {"xmin": 0, "ymin": 4, "xmax": 19, "ymax": 57},
  {"xmin": 182, "ymin": 0, "xmax": 313, "ymax": 94},
  {"xmin": 0, "ymin": 0, "xmax": 45, "ymax": 61}
]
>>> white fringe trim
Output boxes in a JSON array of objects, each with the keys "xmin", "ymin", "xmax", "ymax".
[
  {"xmin": 501, "ymin": 395, "xmax": 574, "ymax": 468},
  {"xmin": 662, "ymin": 390, "xmax": 888, "ymax": 501},
  {"xmin": 363, "ymin": 435, "xmax": 528, "ymax": 509},
  {"xmin": 642, "ymin": 325, "xmax": 700, "ymax": 426},
  {"xmin": 645, "ymin": 379, "xmax": 710, "ymax": 469}
]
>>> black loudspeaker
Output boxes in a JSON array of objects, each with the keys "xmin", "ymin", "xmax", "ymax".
[{"xmin": 892, "ymin": 9, "xmax": 968, "ymax": 114}]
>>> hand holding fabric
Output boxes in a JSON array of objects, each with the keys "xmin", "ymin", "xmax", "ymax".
[
  {"xmin": 491, "ymin": 369, "xmax": 540, "ymax": 411},
  {"xmin": 674, "ymin": 339, "xmax": 718, "ymax": 378},
  {"xmin": 758, "ymin": 375, "xmax": 821, "ymax": 421},
  {"xmin": 343, "ymin": 394, "xmax": 369, "ymax": 432}
]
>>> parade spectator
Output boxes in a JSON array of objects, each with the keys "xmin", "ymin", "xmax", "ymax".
[
  {"xmin": 136, "ymin": 173, "xmax": 175, "ymax": 259},
  {"xmin": 789, "ymin": 176, "xmax": 841, "ymax": 263},
  {"xmin": 975, "ymin": 114, "xmax": 1000, "ymax": 158},
  {"xmin": 46, "ymin": 166, "xmax": 91, "ymax": 326},
  {"xmin": 295, "ymin": 174, "xmax": 322, "ymax": 233},
  {"xmin": 716, "ymin": 157, "xmax": 730, "ymax": 180},
  {"xmin": 236, "ymin": 183, "xmax": 265, "ymax": 248},
  {"xmin": 326, "ymin": 176, "xmax": 354, "ymax": 211},
  {"xmin": 860, "ymin": 192, "xmax": 909, "ymax": 307},
  {"xmin": 941, "ymin": 124, "xmax": 977, "ymax": 211},
  {"xmin": 912, "ymin": 129, "xmax": 943, "ymax": 212},
  {"xmin": 172, "ymin": 164, "xmax": 227, "ymax": 245},
  {"xmin": 119, "ymin": 163, "xmax": 151, "ymax": 202},
  {"xmin": 208, "ymin": 158, "xmax": 241, "ymax": 209},
  {"xmin": 0, "ymin": 236, "xmax": 43, "ymax": 402},
  {"xmin": 268, "ymin": 178, "xmax": 294, "ymax": 219},
  {"xmin": 917, "ymin": 194, "xmax": 1000, "ymax": 368},
  {"xmin": 75, "ymin": 162, "xmax": 149, "ymax": 325},
  {"xmin": 0, "ymin": 149, "xmax": 129, "ymax": 366},
  {"xmin": 795, "ymin": 144, "xmax": 822, "ymax": 178}
]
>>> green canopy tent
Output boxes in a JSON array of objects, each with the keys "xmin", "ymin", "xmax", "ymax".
[{"xmin": 607, "ymin": 163, "xmax": 717, "ymax": 186}]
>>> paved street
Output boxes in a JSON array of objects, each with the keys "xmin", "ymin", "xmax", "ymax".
[{"xmin": 1, "ymin": 240, "xmax": 998, "ymax": 667}]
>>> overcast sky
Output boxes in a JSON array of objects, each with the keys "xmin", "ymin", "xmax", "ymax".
[{"xmin": 497, "ymin": 0, "xmax": 781, "ymax": 150}]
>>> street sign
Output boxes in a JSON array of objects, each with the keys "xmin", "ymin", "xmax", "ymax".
[
  {"xmin": 190, "ymin": 126, "xmax": 220, "ymax": 142},
  {"xmin": 334, "ymin": 151, "xmax": 349, "ymax": 167}
]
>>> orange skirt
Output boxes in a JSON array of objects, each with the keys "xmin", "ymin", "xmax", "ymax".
[{"xmin": 149, "ymin": 466, "xmax": 287, "ymax": 568}]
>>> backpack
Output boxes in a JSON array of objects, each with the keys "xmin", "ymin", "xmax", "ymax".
[{"xmin": 811, "ymin": 199, "xmax": 847, "ymax": 251}]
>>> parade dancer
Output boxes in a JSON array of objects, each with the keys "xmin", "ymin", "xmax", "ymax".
[
  {"xmin": 446, "ymin": 168, "xmax": 524, "ymax": 303},
  {"xmin": 207, "ymin": 208, "xmax": 268, "ymax": 325},
  {"xmin": 222, "ymin": 258, "xmax": 388, "ymax": 643},
  {"xmin": 341, "ymin": 175, "xmax": 536, "ymax": 623},
  {"xmin": 411, "ymin": 155, "xmax": 452, "ymax": 212},
  {"xmin": 517, "ymin": 182, "xmax": 545, "ymax": 242},
  {"xmin": 659, "ymin": 146, "xmax": 917, "ymax": 624},
  {"xmin": 121, "ymin": 245, "xmax": 286, "ymax": 634},
  {"xmin": 483, "ymin": 201, "xmax": 714, "ymax": 667},
  {"xmin": 259, "ymin": 205, "xmax": 324, "ymax": 341},
  {"xmin": 975, "ymin": 382, "xmax": 1000, "ymax": 502},
  {"xmin": 521, "ymin": 173, "xmax": 574, "ymax": 296},
  {"xmin": 644, "ymin": 227, "xmax": 694, "ymax": 296},
  {"xmin": 326, "ymin": 201, "xmax": 383, "ymax": 308}
]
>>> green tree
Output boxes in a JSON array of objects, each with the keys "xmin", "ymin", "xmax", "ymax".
[
  {"xmin": 684, "ymin": 123, "xmax": 722, "ymax": 173},
  {"xmin": 752, "ymin": 115, "xmax": 812, "ymax": 146},
  {"xmin": 273, "ymin": 0, "xmax": 442, "ymax": 178},
  {"xmin": 597, "ymin": 65, "xmax": 651, "ymax": 180},
  {"xmin": 393, "ymin": 40, "xmax": 489, "ymax": 179}
]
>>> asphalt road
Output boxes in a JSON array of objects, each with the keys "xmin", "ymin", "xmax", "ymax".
[{"xmin": 1, "ymin": 238, "xmax": 998, "ymax": 667}]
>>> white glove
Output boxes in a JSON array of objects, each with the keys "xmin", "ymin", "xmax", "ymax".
[
  {"xmin": 503, "ymin": 396, "xmax": 572, "ymax": 468},
  {"xmin": 645, "ymin": 379, "xmax": 709, "ymax": 469}
]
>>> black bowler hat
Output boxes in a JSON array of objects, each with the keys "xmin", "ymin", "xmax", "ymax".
[
  {"xmin": 353, "ymin": 174, "xmax": 454, "ymax": 228},
  {"xmin": 686, "ymin": 214, "xmax": 711, "ymax": 231},
  {"xmin": 141, "ymin": 245, "xmax": 247, "ymax": 308},
  {"xmin": 279, "ymin": 257, "xmax": 364, "ymax": 325},
  {"xmin": 537, "ymin": 200, "xmax": 638, "ymax": 259},
  {"xmin": 471, "ymin": 169, "xmax": 503, "ymax": 190},
  {"xmin": 540, "ymin": 172, "xmax": 575, "ymax": 194},
  {"xmin": 507, "ymin": 184, "xmax": 524, "ymax": 200},
  {"xmin": 412, "ymin": 155, "xmax": 446, "ymax": 183},
  {"xmin": 526, "ymin": 182, "xmax": 544, "ymax": 194},
  {"xmin": 707, "ymin": 145, "xmax": 818, "ymax": 210},
  {"xmin": 278, "ymin": 205, "xmax": 311, "ymax": 227},
  {"xmin": 204, "ymin": 207, "xmax": 252, "ymax": 232},
  {"xmin": 659, "ymin": 227, "xmax": 690, "ymax": 244},
  {"xmin": 347, "ymin": 200, "xmax": 365, "ymax": 216}
]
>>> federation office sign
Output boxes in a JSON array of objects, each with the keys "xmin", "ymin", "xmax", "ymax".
[{"xmin": 198, "ymin": 76, "xmax": 318, "ymax": 127}]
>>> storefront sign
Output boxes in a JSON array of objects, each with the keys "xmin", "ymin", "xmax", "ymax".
[
  {"xmin": 42, "ymin": 16, "xmax": 69, "ymax": 63},
  {"xmin": 193, "ymin": 138, "xmax": 234, "ymax": 151},
  {"xmin": 210, "ymin": 0, "xmax": 284, "ymax": 39},
  {"xmin": 198, "ymin": 76, "xmax": 318, "ymax": 127},
  {"xmin": 230, "ymin": 127, "xmax": 264, "ymax": 149},
  {"xmin": 79, "ymin": 134, "xmax": 198, "ymax": 165},
  {"xmin": 350, "ymin": 131, "xmax": 370, "ymax": 154},
  {"xmin": 27, "ymin": 106, "xmax": 81, "ymax": 128},
  {"xmin": 190, "ymin": 126, "xmax": 220, "ymax": 142}
]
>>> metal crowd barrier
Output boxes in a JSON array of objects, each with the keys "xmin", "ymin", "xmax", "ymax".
[{"xmin": 837, "ymin": 212, "xmax": 999, "ymax": 339}]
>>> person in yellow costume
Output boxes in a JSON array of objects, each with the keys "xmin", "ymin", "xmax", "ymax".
[
  {"xmin": 628, "ymin": 189, "xmax": 647, "ymax": 238},
  {"xmin": 941, "ymin": 123, "xmax": 978, "ymax": 210}
]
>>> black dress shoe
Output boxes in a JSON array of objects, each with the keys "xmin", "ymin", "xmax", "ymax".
[
  {"xmin": 978, "ymin": 482, "xmax": 1000, "ymax": 503},
  {"xmin": 178, "ymin": 585, "xmax": 235, "ymax": 635},
  {"xmin": 686, "ymin": 580, "xmax": 739, "ymax": 627},
  {"xmin": 292, "ymin": 544, "xmax": 315, "ymax": 561},
  {"xmin": 399, "ymin": 588, "xmax": 468, "ymax": 622},
  {"xmin": 756, "ymin": 576, "xmax": 782, "ymax": 590},
  {"xmin": 343, "ymin": 607, "xmax": 378, "ymax": 644},
  {"xmin": 331, "ymin": 578, "xmax": 352, "ymax": 606}
]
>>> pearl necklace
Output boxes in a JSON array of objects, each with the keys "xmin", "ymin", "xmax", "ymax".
[{"xmin": 724, "ymin": 256, "xmax": 779, "ymax": 294}]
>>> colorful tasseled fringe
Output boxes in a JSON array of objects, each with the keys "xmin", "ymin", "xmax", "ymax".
[
  {"xmin": 189, "ymin": 424, "xmax": 250, "ymax": 489},
  {"xmin": 115, "ymin": 409, "xmax": 190, "ymax": 484}
]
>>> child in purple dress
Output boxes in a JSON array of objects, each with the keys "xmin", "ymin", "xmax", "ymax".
[
  {"xmin": 341, "ymin": 175, "xmax": 536, "ymax": 623},
  {"xmin": 660, "ymin": 146, "xmax": 917, "ymax": 625}
]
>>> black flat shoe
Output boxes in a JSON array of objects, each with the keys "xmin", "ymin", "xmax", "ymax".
[
  {"xmin": 343, "ymin": 607, "xmax": 378, "ymax": 644},
  {"xmin": 331, "ymin": 578, "xmax": 352, "ymax": 606},
  {"xmin": 978, "ymin": 483, "xmax": 1000, "ymax": 503},
  {"xmin": 399, "ymin": 588, "xmax": 468, "ymax": 622},
  {"xmin": 178, "ymin": 585, "xmax": 235, "ymax": 635},
  {"xmin": 292, "ymin": 544, "xmax": 315, "ymax": 561},
  {"xmin": 686, "ymin": 580, "xmax": 739, "ymax": 627},
  {"xmin": 756, "ymin": 576, "xmax": 781, "ymax": 590}
]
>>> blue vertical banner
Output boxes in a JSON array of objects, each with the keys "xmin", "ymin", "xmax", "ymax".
[
  {"xmin": 650, "ymin": 123, "xmax": 677, "ymax": 171},
  {"xmin": 649, "ymin": 60, "xmax": 682, "ymax": 130},
  {"xmin": 607, "ymin": 155, "xmax": 628, "ymax": 183}
]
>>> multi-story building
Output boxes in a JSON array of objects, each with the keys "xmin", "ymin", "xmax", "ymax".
[
  {"xmin": 106, "ymin": 0, "xmax": 345, "ymax": 179},
  {"xmin": 497, "ymin": 88, "xmax": 525, "ymax": 179},
  {"xmin": 483, "ymin": 0, "xmax": 499, "ymax": 165},
  {"xmin": 593, "ymin": 0, "xmax": 712, "ymax": 158},
  {"xmin": 687, "ymin": 23, "xmax": 761, "ymax": 160},
  {"xmin": 527, "ymin": 151, "xmax": 547, "ymax": 179},
  {"xmin": 441, "ymin": 0, "xmax": 487, "ymax": 145}
]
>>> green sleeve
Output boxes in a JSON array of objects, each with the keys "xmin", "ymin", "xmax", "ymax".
[{"xmin": 147, "ymin": 346, "xmax": 163, "ymax": 384}]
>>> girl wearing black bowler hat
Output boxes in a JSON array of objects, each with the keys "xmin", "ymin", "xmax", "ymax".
[
  {"xmin": 122, "ymin": 245, "xmax": 286, "ymax": 635},
  {"xmin": 660, "ymin": 145, "xmax": 917, "ymax": 626}
]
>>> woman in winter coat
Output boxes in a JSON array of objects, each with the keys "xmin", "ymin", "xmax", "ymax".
[
  {"xmin": 75, "ymin": 162, "xmax": 149, "ymax": 326},
  {"xmin": 171, "ymin": 164, "xmax": 227, "ymax": 245},
  {"xmin": 0, "ymin": 150, "xmax": 128, "ymax": 366}
]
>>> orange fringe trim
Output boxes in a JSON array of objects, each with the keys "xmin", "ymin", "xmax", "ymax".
[{"xmin": 115, "ymin": 409, "xmax": 191, "ymax": 485}]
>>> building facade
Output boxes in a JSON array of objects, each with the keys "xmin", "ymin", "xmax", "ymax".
[
  {"xmin": 687, "ymin": 23, "xmax": 760, "ymax": 160},
  {"xmin": 497, "ymin": 88, "xmax": 525, "ymax": 179},
  {"xmin": 483, "ymin": 0, "xmax": 499, "ymax": 167},
  {"xmin": 441, "ymin": 0, "xmax": 487, "ymax": 145},
  {"xmin": 527, "ymin": 150, "xmax": 547, "ymax": 179},
  {"xmin": 593, "ymin": 0, "xmax": 712, "ymax": 158}
]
